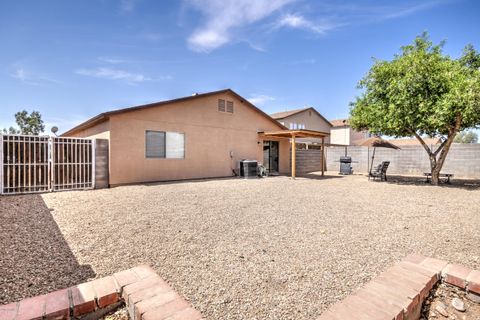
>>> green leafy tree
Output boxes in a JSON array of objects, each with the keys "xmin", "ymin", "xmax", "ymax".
[
  {"xmin": 2, "ymin": 110, "xmax": 45, "ymax": 135},
  {"xmin": 2, "ymin": 127, "xmax": 20, "ymax": 134},
  {"xmin": 454, "ymin": 130, "xmax": 478, "ymax": 143},
  {"xmin": 350, "ymin": 33, "xmax": 480, "ymax": 184}
]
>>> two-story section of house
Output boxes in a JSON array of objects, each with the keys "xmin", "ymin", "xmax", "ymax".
[{"xmin": 270, "ymin": 107, "xmax": 332, "ymax": 146}]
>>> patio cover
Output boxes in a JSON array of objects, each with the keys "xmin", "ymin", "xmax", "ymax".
[{"xmin": 258, "ymin": 129, "xmax": 330, "ymax": 178}]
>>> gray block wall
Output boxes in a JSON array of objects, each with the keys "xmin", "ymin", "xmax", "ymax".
[{"xmin": 323, "ymin": 145, "xmax": 480, "ymax": 178}]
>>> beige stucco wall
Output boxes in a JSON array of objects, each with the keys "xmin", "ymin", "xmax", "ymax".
[
  {"xmin": 330, "ymin": 126, "xmax": 369, "ymax": 145},
  {"xmin": 67, "ymin": 120, "xmax": 110, "ymax": 139},
  {"xmin": 277, "ymin": 109, "xmax": 331, "ymax": 144},
  {"xmin": 102, "ymin": 92, "xmax": 289, "ymax": 185},
  {"xmin": 330, "ymin": 127, "xmax": 349, "ymax": 145}
]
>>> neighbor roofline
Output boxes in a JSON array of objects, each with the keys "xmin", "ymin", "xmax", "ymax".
[
  {"xmin": 62, "ymin": 89, "xmax": 286, "ymax": 136},
  {"xmin": 272, "ymin": 107, "xmax": 333, "ymax": 127}
]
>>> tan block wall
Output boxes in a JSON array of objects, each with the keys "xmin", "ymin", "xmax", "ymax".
[{"xmin": 105, "ymin": 92, "xmax": 289, "ymax": 185}]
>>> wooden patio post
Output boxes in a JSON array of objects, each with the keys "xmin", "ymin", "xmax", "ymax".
[
  {"xmin": 321, "ymin": 137, "xmax": 325, "ymax": 176},
  {"xmin": 291, "ymin": 135, "xmax": 296, "ymax": 178}
]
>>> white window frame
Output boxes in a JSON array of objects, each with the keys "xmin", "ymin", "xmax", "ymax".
[{"xmin": 145, "ymin": 130, "xmax": 185, "ymax": 159}]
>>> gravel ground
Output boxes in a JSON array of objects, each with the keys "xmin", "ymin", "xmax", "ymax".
[{"xmin": 2, "ymin": 173, "xmax": 480, "ymax": 319}]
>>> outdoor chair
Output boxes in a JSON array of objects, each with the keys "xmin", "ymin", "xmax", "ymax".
[{"xmin": 369, "ymin": 161, "xmax": 390, "ymax": 181}]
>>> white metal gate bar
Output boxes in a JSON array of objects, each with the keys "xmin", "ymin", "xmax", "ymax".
[
  {"xmin": 1, "ymin": 134, "xmax": 95, "ymax": 195},
  {"xmin": 1, "ymin": 134, "xmax": 50, "ymax": 194},
  {"xmin": 51, "ymin": 137, "xmax": 94, "ymax": 191}
]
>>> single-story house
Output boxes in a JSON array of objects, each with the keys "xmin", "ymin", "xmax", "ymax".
[
  {"xmin": 63, "ymin": 89, "xmax": 329, "ymax": 186},
  {"xmin": 270, "ymin": 107, "xmax": 332, "ymax": 146}
]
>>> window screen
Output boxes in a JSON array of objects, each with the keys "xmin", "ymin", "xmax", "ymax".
[
  {"xmin": 218, "ymin": 99, "xmax": 226, "ymax": 112},
  {"xmin": 166, "ymin": 132, "xmax": 185, "ymax": 159},
  {"xmin": 226, "ymin": 101, "xmax": 234, "ymax": 113},
  {"xmin": 146, "ymin": 131, "xmax": 166, "ymax": 158}
]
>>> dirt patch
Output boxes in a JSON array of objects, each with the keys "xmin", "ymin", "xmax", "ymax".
[
  {"xmin": 422, "ymin": 283, "xmax": 480, "ymax": 319},
  {"xmin": 102, "ymin": 305, "xmax": 129, "ymax": 320},
  {"xmin": 0, "ymin": 194, "xmax": 95, "ymax": 304}
]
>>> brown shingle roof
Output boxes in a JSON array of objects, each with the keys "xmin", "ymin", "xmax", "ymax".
[
  {"xmin": 270, "ymin": 107, "xmax": 333, "ymax": 127},
  {"xmin": 329, "ymin": 119, "xmax": 349, "ymax": 127},
  {"xmin": 270, "ymin": 108, "xmax": 309, "ymax": 119}
]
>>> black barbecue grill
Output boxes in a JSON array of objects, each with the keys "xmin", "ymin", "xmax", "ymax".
[{"xmin": 339, "ymin": 156, "xmax": 353, "ymax": 175}]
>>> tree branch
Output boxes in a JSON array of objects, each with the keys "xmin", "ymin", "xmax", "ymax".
[
  {"xmin": 409, "ymin": 129, "xmax": 433, "ymax": 156},
  {"xmin": 433, "ymin": 137, "xmax": 448, "ymax": 157}
]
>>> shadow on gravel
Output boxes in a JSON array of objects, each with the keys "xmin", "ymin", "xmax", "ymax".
[
  {"xmin": 136, "ymin": 173, "xmax": 345, "ymax": 187},
  {"xmin": 296, "ymin": 173, "xmax": 345, "ymax": 180},
  {"xmin": 0, "ymin": 194, "xmax": 95, "ymax": 304},
  {"xmin": 380, "ymin": 175, "xmax": 480, "ymax": 190}
]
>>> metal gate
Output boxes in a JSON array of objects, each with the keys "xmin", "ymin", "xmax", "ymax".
[{"xmin": 1, "ymin": 135, "xmax": 95, "ymax": 195}]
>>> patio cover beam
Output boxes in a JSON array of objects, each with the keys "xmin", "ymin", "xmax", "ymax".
[{"xmin": 258, "ymin": 129, "xmax": 330, "ymax": 178}]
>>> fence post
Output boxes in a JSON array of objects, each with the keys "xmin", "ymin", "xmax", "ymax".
[
  {"xmin": 48, "ymin": 137, "xmax": 53, "ymax": 192},
  {"xmin": 0, "ymin": 135, "xmax": 3, "ymax": 195},
  {"xmin": 92, "ymin": 139, "xmax": 96, "ymax": 189}
]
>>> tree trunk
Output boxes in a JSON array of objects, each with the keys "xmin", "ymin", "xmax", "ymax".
[
  {"xmin": 411, "ymin": 115, "xmax": 462, "ymax": 185},
  {"xmin": 429, "ymin": 155, "xmax": 440, "ymax": 185}
]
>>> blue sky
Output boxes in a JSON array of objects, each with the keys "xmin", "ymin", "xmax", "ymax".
[{"xmin": 0, "ymin": 0, "xmax": 479, "ymax": 133}]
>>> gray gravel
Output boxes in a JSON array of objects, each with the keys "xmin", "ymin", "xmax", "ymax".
[{"xmin": 2, "ymin": 173, "xmax": 480, "ymax": 319}]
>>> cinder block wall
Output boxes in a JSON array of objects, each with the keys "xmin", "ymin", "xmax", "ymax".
[{"xmin": 324, "ymin": 144, "xmax": 480, "ymax": 178}]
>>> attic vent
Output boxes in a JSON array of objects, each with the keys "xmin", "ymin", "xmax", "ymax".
[
  {"xmin": 226, "ymin": 101, "xmax": 234, "ymax": 113},
  {"xmin": 218, "ymin": 99, "xmax": 226, "ymax": 112}
]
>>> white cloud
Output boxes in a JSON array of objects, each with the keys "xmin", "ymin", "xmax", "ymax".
[
  {"xmin": 248, "ymin": 94, "xmax": 275, "ymax": 106},
  {"xmin": 10, "ymin": 65, "xmax": 61, "ymax": 86},
  {"xmin": 97, "ymin": 57, "xmax": 125, "ymax": 64},
  {"xmin": 186, "ymin": 0, "xmax": 295, "ymax": 52},
  {"xmin": 11, "ymin": 68, "xmax": 27, "ymax": 81},
  {"xmin": 76, "ymin": 67, "xmax": 152, "ymax": 82},
  {"xmin": 275, "ymin": 13, "xmax": 337, "ymax": 34},
  {"xmin": 382, "ymin": 1, "xmax": 442, "ymax": 19}
]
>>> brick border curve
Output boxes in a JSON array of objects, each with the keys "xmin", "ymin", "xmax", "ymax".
[
  {"xmin": 0, "ymin": 265, "xmax": 203, "ymax": 320},
  {"xmin": 317, "ymin": 254, "xmax": 480, "ymax": 320},
  {"xmin": 1, "ymin": 256, "xmax": 479, "ymax": 320}
]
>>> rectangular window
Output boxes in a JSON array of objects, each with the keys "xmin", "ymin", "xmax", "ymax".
[
  {"xmin": 166, "ymin": 132, "xmax": 185, "ymax": 159},
  {"xmin": 226, "ymin": 101, "xmax": 234, "ymax": 113},
  {"xmin": 146, "ymin": 131, "xmax": 185, "ymax": 159},
  {"xmin": 218, "ymin": 99, "xmax": 226, "ymax": 112},
  {"xmin": 146, "ymin": 131, "xmax": 166, "ymax": 158}
]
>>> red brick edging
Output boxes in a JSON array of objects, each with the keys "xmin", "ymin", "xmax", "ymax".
[
  {"xmin": 0, "ymin": 265, "xmax": 203, "ymax": 320},
  {"xmin": 317, "ymin": 254, "xmax": 480, "ymax": 320}
]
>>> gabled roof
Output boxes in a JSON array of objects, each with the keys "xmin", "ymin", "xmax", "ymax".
[
  {"xmin": 62, "ymin": 89, "xmax": 286, "ymax": 136},
  {"xmin": 330, "ymin": 119, "xmax": 349, "ymax": 127},
  {"xmin": 270, "ymin": 107, "xmax": 333, "ymax": 127}
]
